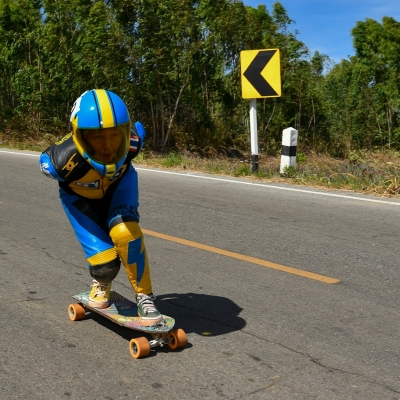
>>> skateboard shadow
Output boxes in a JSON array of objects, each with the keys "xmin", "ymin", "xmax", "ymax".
[
  {"xmin": 85, "ymin": 292, "xmax": 246, "ymax": 342},
  {"xmin": 155, "ymin": 292, "xmax": 246, "ymax": 337}
]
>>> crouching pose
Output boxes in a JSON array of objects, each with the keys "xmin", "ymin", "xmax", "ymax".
[{"xmin": 39, "ymin": 89, "xmax": 162, "ymax": 326}]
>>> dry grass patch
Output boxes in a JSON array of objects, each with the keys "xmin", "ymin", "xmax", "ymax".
[{"xmin": 134, "ymin": 150, "xmax": 400, "ymax": 197}]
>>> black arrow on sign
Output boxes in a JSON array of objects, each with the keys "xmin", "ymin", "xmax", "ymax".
[{"xmin": 243, "ymin": 50, "xmax": 278, "ymax": 96}]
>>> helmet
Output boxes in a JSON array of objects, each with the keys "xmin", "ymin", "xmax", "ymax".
[{"xmin": 70, "ymin": 89, "xmax": 131, "ymax": 177}]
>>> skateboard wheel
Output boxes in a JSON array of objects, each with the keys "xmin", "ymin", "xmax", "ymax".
[
  {"xmin": 167, "ymin": 328, "xmax": 187, "ymax": 350},
  {"xmin": 129, "ymin": 337, "xmax": 151, "ymax": 359},
  {"xmin": 68, "ymin": 303, "xmax": 86, "ymax": 321}
]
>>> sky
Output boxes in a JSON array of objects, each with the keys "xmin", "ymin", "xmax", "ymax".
[{"xmin": 242, "ymin": 0, "xmax": 400, "ymax": 64}]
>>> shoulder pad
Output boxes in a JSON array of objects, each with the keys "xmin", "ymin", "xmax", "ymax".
[
  {"xmin": 49, "ymin": 133, "xmax": 90, "ymax": 180},
  {"xmin": 39, "ymin": 149, "xmax": 63, "ymax": 180}
]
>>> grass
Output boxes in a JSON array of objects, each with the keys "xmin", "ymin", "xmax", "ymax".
[
  {"xmin": 2, "ymin": 133, "xmax": 400, "ymax": 197},
  {"xmin": 133, "ymin": 150, "xmax": 400, "ymax": 197}
]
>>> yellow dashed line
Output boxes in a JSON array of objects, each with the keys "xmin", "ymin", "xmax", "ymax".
[{"xmin": 142, "ymin": 229, "xmax": 340, "ymax": 284}]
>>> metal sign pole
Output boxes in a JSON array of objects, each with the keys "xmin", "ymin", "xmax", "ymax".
[{"xmin": 249, "ymin": 98, "xmax": 258, "ymax": 173}]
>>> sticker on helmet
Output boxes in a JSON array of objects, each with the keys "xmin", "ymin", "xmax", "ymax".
[{"xmin": 70, "ymin": 90, "xmax": 88, "ymax": 122}]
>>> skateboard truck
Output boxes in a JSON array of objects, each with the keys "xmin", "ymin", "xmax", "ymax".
[{"xmin": 128, "ymin": 328, "xmax": 187, "ymax": 358}]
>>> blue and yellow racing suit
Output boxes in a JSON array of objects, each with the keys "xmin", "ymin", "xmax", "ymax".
[{"xmin": 39, "ymin": 122, "xmax": 153, "ymax": 294}]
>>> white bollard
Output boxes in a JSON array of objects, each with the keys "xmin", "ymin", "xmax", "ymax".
[{"xmin": 280, "ymin": 127, "xmax": 298, "ymax": 175}]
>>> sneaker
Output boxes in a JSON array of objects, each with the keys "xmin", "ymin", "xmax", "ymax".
[
  {"xmin": 136, "ymin": 293, "xmax": 163, "ymax": 326},
  {"xmin": 88, "ymin": 280, "xmax": 111, "ymax": 309}
]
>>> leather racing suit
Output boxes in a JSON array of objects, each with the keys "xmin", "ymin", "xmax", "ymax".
[{"xmin": 39, "ymin": 122, "xmax": 153, "ymax": 294}]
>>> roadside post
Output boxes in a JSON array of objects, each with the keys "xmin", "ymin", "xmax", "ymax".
[
  {"xmin": 280, "ymin": 127, "xmax": 298, "ymax": 175},
  {"xmin": 240, "ymin": 49, "xmax": 281, "ymax": 173}
]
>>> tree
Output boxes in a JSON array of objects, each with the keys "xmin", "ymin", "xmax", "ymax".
[
  {"xmin": 0, "ymin": 0, "xmax": 42, "ymax": 134},
  {"xmin": 351, "ymin": 17, "xmax": 400, "ymax": 149}
]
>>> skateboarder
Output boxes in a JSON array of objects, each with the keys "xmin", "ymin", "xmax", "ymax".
[{"xmin": 39, "ymin": 89, "xmax": 162, "ymax": 325}]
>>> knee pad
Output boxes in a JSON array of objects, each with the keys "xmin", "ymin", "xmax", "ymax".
[
  {"xmin": 87, "ymin": 248, "xmax": 121, "ymax": 283},
  {"xmin": 89, "ymin": 258, "xmax": 121, "ymax": 283},
  {"xmin": 110, "ymin": 221, "xmax": 143, "ymax": 249}
]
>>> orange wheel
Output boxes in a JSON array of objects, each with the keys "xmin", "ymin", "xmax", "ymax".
[
  {"xmin": 129, "ymin": 337, "xmax": 151, "ymax": 359},
  {"xmin": 167, "ymin": 328, "xmax": 187, "ymax": 350},
  {"xmin": 68, "ymin": 303, "xmax": 86, "ymax": 321}
]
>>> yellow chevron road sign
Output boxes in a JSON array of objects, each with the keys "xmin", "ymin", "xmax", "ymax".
[{"xmin": 240, "ymin": 49, "xmax": 281, "ymax": 99}]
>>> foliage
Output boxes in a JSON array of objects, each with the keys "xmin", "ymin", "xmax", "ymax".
[
  {"xmin": 0, "ymin": 0, "xmax": 399, "ymax": 156},
  {"xmin": 323, "ymin": 17, "xmax": 400, "ymax": 155},
  {"xmin": 296, "ymin": 152, "xmax": 306, "ymax": 163}
]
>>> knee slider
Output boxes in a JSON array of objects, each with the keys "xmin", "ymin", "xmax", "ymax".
[{"xmin": 89, "ymin": 258, "xmax": 121, "ymax": 283}]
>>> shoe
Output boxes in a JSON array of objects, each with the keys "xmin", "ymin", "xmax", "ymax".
[
  {"xmin": 88, "ymin": 280, "xmax": 111, "ymax": 309},
  {"xmin": 136, "ymin": 293, "xmax": 163, "ymax": 326}
]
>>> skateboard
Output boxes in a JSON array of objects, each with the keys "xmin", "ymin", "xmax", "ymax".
[{"xmin": 68, "ymin": 291, "xmax": 187, "ymax": 359}]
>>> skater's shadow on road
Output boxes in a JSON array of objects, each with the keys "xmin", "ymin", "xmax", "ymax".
[{"xmin": 156, "ymin": 292, "xmax": 246, "ymax": 336}]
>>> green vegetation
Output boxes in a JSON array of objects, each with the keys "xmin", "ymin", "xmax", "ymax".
[
  {"xmin": 131, "ymin": 149, "xmax": 400, "ymax": 197},
  {"xmin": 0, "ymin": 0, "xmax": 400, "ymax": 196},
  {"xmin": 2, "ymin": 135, "xmax": 400, "ymax": 196}
]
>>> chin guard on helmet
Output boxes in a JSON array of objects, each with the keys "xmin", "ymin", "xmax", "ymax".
[{"xmin": 70, "ymin": 89, "xmax": 131, "ymax": 177}]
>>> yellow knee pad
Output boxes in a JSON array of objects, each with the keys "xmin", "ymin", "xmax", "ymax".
[{"xmin": 109, "ymin": 221, "xmax": 152, "ymax": 293}]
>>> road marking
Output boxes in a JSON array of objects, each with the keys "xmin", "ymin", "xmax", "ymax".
[
  {"xmin": 136, "ymin": 167, "xmax": 400, "ymax": 206},
  {"xmin": 142, "ymin": 228, "xmax": 340, "ymax": 284},
  {"xmin": 2, "ymin": 149, "xmax": 400, "ymax": 206},
  {"xmin": 0, "ymin": 150, "xmax": 39, "ymax": 157}
]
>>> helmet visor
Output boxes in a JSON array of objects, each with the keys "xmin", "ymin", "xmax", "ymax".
[{"xmin": 76, "ymin": 123, "xmax": 130, "ymax": 165}]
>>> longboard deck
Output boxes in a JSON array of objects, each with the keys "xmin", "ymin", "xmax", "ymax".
[{"xmin": 73, "ymin": 291, "xmax": 175, "ymax": 333}]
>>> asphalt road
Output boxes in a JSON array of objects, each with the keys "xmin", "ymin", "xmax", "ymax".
[{"xmin": 1, "ymin": 149, "xmax": 400, "ymax": 399}]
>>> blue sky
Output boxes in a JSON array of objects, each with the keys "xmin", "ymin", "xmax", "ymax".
[{"xmin": 242, "ymin": 0, "xmax": 400, "ymax": 64}]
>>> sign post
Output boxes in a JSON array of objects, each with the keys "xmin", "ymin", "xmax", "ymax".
[
  {"xmin": 249, "ymin": 99, "xmax": 258, "ymax": 173},
  {"xmin": 240, "ymin": 49, "xmax": 281, "ymax": 173}
]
